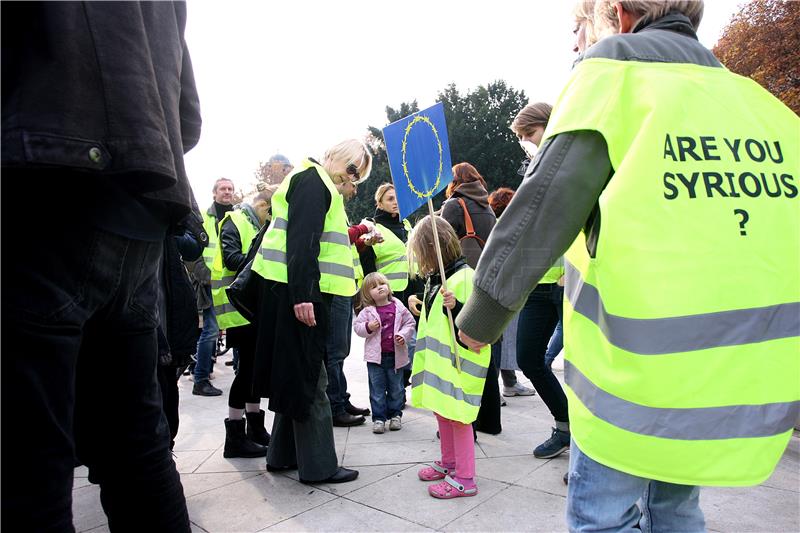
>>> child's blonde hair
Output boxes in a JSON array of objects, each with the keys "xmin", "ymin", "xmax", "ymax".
[
  {"xmin": 407, "ymin": 215, "xmax": 462, "ymax": 277},
  {"xmin": 358, "ymin": 272, "xmax": 393, "ymax": 311}
]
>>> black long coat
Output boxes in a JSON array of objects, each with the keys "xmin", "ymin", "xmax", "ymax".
[{"xmin": 252, "ymin": 165, "xmax": 335, "ymax": 422}]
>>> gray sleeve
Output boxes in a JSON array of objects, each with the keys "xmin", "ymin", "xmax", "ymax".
[{"xmin": 455, "ymin": 130, "xmax": 612, "ymax": 343}]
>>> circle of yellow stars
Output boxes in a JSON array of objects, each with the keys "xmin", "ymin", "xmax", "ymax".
[{"xmin": 401, "ymin": 115, "xmax": 443, "ymax": 198}]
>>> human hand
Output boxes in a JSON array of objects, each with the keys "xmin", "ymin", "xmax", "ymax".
[
  {"xmin": 395, "ymin": 334, "xmax": 405, "ymax": 346},
  {"xmin": 360, "ymin": 219, "xmax": 375, "ymax": 232},
  {"xmin": 293, "ymin": 302, "xmax": 316, "ymax": 327},
  {"xmin": 368, "ymin": 320, "xmax": 381, "ymax": 332},
  {"xmin": 441, "ymin": 288, "xmax": 455, "ymax": 310},
  {"xmin": 408, "ymin": 295, "xmax": 422, "ymax": 316},
  {"xmin": 458, "ymin": 330, "xmax": 487, "ymax": 353},
  {"xmin": 557, "ymin": 275, "xmax": 565, "ymax": 287}
]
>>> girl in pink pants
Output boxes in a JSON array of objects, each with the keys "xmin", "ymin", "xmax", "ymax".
[{"xmin": 407, "ymin": 216, "xmax": 491, "ymax": 499}]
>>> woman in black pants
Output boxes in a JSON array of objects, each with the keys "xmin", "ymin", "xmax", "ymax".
[{"xmin": 511, "ymin": 102, "xmax": 571, "ymax": 459}]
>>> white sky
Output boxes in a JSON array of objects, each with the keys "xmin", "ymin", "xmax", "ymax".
[{"xmin": 184, "ymin": 0, "xmax": 746, "ymax": 206}]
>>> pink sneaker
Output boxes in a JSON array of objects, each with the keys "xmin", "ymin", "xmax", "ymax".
[
  {"xmin": 417, "ymin": 461, "xmax": 452, "ymax": 481},
  {"xmin": 428, "ymin": 475, "xmax": 478, "ymax": 499}
]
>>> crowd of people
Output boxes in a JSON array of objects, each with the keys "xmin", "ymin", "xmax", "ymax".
[{"xmin": 2, "ymin": 0, "xmax": 798, "ymax": 531}]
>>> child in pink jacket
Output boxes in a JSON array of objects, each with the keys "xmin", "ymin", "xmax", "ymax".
[{"xmin": 354, "ymin": 272, "xmax": 417, "ymax": 434}]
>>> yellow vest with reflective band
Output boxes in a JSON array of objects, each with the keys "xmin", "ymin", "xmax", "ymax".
[
  {"xmin": 201, "ymin": 211, "xmax": 219, "ymax": 270},
  {"xmin": 410, "ymin": 266, "xmax": 491, "ymax": 424},
  {"xmin": 545, "ymin": 57, "xmax": 800, "ymax": 486},
  {"xmin": 539, "ymin": 257, "xmax": 564, "ymax": 285},
  {"xmin": 252, "ymin": 159, "xmax": 358, "ymax": 297},
  {"xmin": 372, "ymin": 223, "xmax": 409, "ymax": 291},
  {"xmin": 211, "ymin": 209, "xmax": 258, "ymax": 330},
  {"xmin": 352, "ymin": 244, "xmax": 364, "ymax": 287}
]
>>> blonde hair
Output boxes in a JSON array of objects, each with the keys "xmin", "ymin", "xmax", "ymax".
[
  {"xmin": 322, "ymin": 139, "xmax": 373, "ymax": 184},
  {"xmin": 510, "ymin": 102, "xmax": 553, "ymax": 139},
  {"xmin": 359, "ymin": 272, "xmax": 393, "ymax": 310},
  {"xmin": 594, "ymin": 0, "xmax": 704, "ymax": 38},
  {"xmin": 573, "ymin": 1, "xmax": 599, "ymax": 48},
  {"xmin": 374, "ymin": 183, "xmax": 395, "ymax": 205},
  {"xmin": 407, "ymin": 216, "xmax": 462, "ymax": 277}
]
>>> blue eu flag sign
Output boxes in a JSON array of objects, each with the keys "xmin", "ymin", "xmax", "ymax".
[{"xmin": 383, "ymin": 102, "xmax": 453, "ymax": 220}]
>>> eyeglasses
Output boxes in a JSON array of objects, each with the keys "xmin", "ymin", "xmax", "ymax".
[{"xmin": 346, "ymin": 163, "xmax": 366, "ymax": 185}]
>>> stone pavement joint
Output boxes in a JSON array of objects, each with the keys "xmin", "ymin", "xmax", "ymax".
[{"xmin": 73, "ymin": 345, "xmax": 800, "ymax": 532}]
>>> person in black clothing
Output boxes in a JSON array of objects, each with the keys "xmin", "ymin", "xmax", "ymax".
[
  {"xmin": 253, "ymin": 139, "xmax": 372, "ymax": 485},
  {"xmin": 2, "ymin": 2, "xmax": 200, "ymax": 530},
  {"xmin": 440, "ymin": 163, "xmax": 502, "ymax": 435},
  {"xmin": 157, "ymin": 209, "xmax": 208, "ymax": 450},
  {"xmin": 219, "ymin": 192, "xmax": 274, "ymax": 458}
]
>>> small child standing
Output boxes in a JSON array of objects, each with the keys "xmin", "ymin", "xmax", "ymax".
[
  {"xmin": 407, "ymin": 216, "xmax": 491, "ymax": 499},
  {"xmin": 354, "ymin": 272, "xmax": 416, "ymax": 434}
]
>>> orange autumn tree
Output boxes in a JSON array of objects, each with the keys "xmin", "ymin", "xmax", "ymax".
[{"xmin": 713, "ymin": 0, "xmax": 800, "ymax": 114}]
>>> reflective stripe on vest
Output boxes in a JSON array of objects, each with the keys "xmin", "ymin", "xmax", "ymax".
[
  {"xmin": 372, "ymin": 223, "xmax": 409, "ymax": 291},
  {"xmin": 251, "ymin": 159, "xmax": 357, "ymax": 297},
  {"xmin": 545, "ymin": 57, "xmax": 800, "ymax": 486},
  {"xmin": 352, "ymin": 244, "xmax": 364, "ymax": 287},
  {"xmin": 410, "ymin": 267, "xmax": 490, "ymax": 424},
  {"xmin": 210, "ymin": 209, "xmax": 258, "ymax": 330}
]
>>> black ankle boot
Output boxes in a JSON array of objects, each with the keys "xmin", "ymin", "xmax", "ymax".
[
  {"xmin": 245, "ymin": 409, "xmax": 271, "ymax": 446},
  {"xmin": 224, "ymin": 418, "xmax": 267, "ymax": 458}
]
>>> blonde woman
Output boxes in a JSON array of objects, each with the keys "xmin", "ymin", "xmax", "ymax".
[{"xmin": 250, "ymin": 139, "xmax": 371, "ymax": 484}]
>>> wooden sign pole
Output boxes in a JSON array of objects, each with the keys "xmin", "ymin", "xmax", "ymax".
[{"xmin": 427, "ymin": 198, "xmax": 462, "ymax": 373}]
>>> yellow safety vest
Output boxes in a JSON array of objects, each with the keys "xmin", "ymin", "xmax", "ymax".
[
  {"xmin": 352, "ymin": 244, "xmax": 364, "ymax": 287},
  {"xmin": 545, "ymin": 57, "xmax": 800, "ymax": 486},
  {"xmin": 210, "ymin": 209, "xmax": 258, "ymax": 330},
  {"xmin": 411, "ymin": 266, "xmax": 491, "ymax": 424},
  {"xmin": 372, "ymin": 222, "xmax": 410, "ymax": 291},
  {"xmin": 201, "ymin": 210, "xmax": 219, "ymax": 270},
  {"xmin": 252, "ymin": 159, "xmax": 358, "ymax": 297},
  {"xmin": 539, "ymin": 258, "xmax": 564, "ymax": 285}
]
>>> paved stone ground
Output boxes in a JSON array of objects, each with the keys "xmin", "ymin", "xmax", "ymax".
[{"xmin": 73, "ymin": 344, "xmax": 799, "ymax": 532}]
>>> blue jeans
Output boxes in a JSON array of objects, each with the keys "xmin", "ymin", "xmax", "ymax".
[
  {"xmin": 367, "ymin": 353, "xmax": 405, "ymax": 421},
  {"xmin": 194, "ymin": 285, "xmax": 218, "ymax": 382},
  {"xmin": 325, "ymin": 295, "xmax": 353, "ymax": 416},
  {"xmin": 544, "ymin": 319, "xmax": 563, "ymax": 368},
  {"xmin": 567, "ymin": 440, "xmax": 705, "ymax": 532},
  {"xmin": 3, "ymin": 222, "xmax": 189, "ymax": 531}
]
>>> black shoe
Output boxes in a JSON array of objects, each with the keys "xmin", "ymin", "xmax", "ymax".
[
  {"xmin": 533, "ymin": 427, "xmax": 571, "ymax": 458},
  {"xmin": 332, "ymin": 413, "xmax": 365, "ymax": 427},
  {"xmin": 224, "ymin": 360, "xmax": 234, "ymax": 366},
  {"xmin": 192, "ymin": 379, "xmax": 222, "ymax": 396},
  {"xmin": 267, "ymin": 463, "xmax": 297, "ymax": 472},
  {"xmin": 223, "ymin": 418, "xmax": 267, "ymax": 458},
  {"xmin": 563, "ymin": 472, "xmax": 569, "ymax": 485},
  {"xmin": 245, "ymin": 409, "xmax": 271, "ymax": 447},
  {"xmin": 345, "ymin": 403, "xmax": 370, "ymax": 417},
  {"xmin": 300, "ymin": 467, "xmax": 359, "ymax": 484}
]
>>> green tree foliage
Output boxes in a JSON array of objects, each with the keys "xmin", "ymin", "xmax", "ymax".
[
  {"xmin": 713, "ymin": 0, "xmax": 800, "ymax": 114},
  {"xmin": 347, "ymin": 81, "xmax": 529, "ymax": 222}
]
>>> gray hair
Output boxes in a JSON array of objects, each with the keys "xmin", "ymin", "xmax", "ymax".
[{"xmin": 594, "ymin": 0, "xmax": 704, "ymax": 37}]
